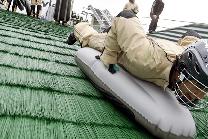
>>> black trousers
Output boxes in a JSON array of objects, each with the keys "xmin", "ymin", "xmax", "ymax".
[
  {"xmin": 149, "ymin": 14, "xmax": 159, "ymax": 32},
  {"xmin": 31, "ymin": 4, "xmax": 41, "ymax": 18}
]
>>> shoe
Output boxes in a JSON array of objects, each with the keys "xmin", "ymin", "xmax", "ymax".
[
  {"xmin": 62, "ymin": 22, "xmax": 68, "ymax": 26},
  {"xmin": 149, "ymin": 30, "xmax": 153, "ymax": 34},
  {"xmin": 66, "ymin": 33, "xmax": 77, "ymax": 45},
  {"xmin": 149, "ymin": 30, "xmax": 156, "ymax": 34}
]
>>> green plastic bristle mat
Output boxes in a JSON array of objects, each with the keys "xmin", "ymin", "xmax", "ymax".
[{"xmin": 0, "ymin": 9, "xmax": 207, "ymax": 139}]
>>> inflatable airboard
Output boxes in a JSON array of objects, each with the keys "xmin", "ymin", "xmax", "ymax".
[{"xmin": 75, "ymin": 47, "xmax": 196, "ymax": 139}]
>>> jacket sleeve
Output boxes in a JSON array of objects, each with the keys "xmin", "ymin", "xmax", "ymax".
[
  {"xmin": 100, "ymin": 19, "xmax": 121, "ymax": 66},
  {"xmin": 101, "ymin": 47, "xmax": 120, "ymax": 65}
]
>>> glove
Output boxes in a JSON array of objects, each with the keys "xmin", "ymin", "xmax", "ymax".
[
  {"xmin": 95, "ymin": 55, "xmax": 100, "ymax": 59},
  {"xmin": 108, "ymin": 64, "xmax": 119, "ymax": 74}
]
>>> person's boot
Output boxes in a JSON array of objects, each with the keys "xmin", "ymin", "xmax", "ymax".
[
  {"xmin": 36, "ymin": 5, "xmax": 42, "ymax": 18},
  {"xmin": 62, "ymin": 21, "xmax": 68, "ymax": 26},
  {"xmin": 66, "ymin": 33, "xmax": 77, "ymax": 45},
  {"xmin": 149, "ymin": 30, "xmax": 154, "ymax": 34}
]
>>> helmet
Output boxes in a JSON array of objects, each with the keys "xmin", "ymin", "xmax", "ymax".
[
  {"xmin": 174, "ymin": 39, "xmax": 208, "ymax": 109},
  {"xmin": 181, "ymin": 29, "xmax": 202, "ymax": 39}
]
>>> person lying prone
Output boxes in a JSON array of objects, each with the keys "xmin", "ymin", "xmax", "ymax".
[{"xmin": 67, "ymin": 10, "xmax": 208, "ymax": 108}]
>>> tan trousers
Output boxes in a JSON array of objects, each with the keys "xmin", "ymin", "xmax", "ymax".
[{"xmin": 74, "ymin": 22, "xmax": 106, "ymax": 52}]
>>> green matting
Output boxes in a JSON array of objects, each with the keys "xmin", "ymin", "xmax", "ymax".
[{"xmin": 0, "ymin": 10, "xmax": 207, "ymax": 139}]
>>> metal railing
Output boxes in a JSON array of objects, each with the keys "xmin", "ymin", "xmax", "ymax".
[
  {"xmin": 140, "ymin": 16, "xmax": 207, "ymax": 32},
  {"xmin": 87, "ymin": 5, "xmax": 112, "ymax": 31}
]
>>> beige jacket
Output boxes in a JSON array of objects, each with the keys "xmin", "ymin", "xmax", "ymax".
[
  {"xmin": 74, "ymin": 20, "xmax": 198, "ymax": 89},
  {"xmin": 31, "ymin": 0, "xmax": 42, "ymax": 5},
  {"xmin": 74, "ymin": 22, "xmax": 106, "ymax": 52},
  {"xmin": 123, "ymin": 2, "xmax": 139, "ymax": 14},
  {"xmin": 100, "ymin": 17, "xmax": 185, "ymax": 89}
]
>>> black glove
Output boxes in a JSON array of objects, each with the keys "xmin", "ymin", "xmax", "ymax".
[
  {"xmin": 95, "ymin": 56, "xmax": 119, "ymax": 74},
  {"xmin": 108, "ymin": 64, "xmax": 117, "ymax": 74},
  {"xmin": 95, "ymin": 55, "xmax": 100, "ymax": 59}
]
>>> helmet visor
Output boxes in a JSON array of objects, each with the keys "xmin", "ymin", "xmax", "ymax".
[{"xmin": 174, "ymin": 69, "xmax": 208, "ymax": 109}]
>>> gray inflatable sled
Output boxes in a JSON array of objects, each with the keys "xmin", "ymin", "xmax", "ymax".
[{"xmin": 75, "ymin": 47, "xmax": 196, "ymax": 139}]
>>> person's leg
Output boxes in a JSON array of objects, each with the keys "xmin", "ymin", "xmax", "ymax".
[
  {"xmin": 149, "ymin": 19, "xmax": 154, "ymax": 33},
  {"xmin": 30, "ymin": 5, "xmax": 35, "ymax": 17},
  {"xmin": 36, "ymin": 4, "xmax": 41, "ymax": 18},
  {"xmin": 11, "ymin": 0, "xmax": 17, "ymax": 12},
  {"xmin": 152, "ymin": 18, "xmax": 158, "ymax": 32},
  {"xmin": 30, "ymin": 0, "xmax": 36, "ymax": 17},
  {"xmin": 73, "ymin": 22, "xmax": 98, "ymax": 47},
  {"xmin": 67, "ymin": 22, "xmax": 106, "ymax": 52},
  {"xmin": 148, "ymin": 14, "xmax": 154, "ymax": 33},
  {"xmin": 149, "ymin": 14, "xmax": 158, "ymax": 33},
  {"xmin": 25, "ymin": 4, "xmax": 31, "ymax": 16}
]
